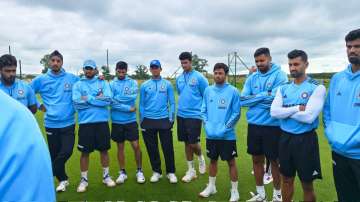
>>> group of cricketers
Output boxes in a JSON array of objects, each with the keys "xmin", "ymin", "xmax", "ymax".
[{"xmin": 0, "ymin": 28, "xmax": 359, "ymax": 202}]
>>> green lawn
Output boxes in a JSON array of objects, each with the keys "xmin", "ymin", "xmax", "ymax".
[{"xmin": 34, "ymin": 95, "xmax": 337, "ymax": 201}]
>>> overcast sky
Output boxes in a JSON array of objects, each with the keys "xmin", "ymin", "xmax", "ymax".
[{"xmin": 0, "ymin": 0, "xmax": 359, "ymax": 76}]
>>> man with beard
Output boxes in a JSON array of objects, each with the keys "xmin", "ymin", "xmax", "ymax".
[
  {"xmin": 0, "ymin": 54, "xmax": 37, "ymax": 114},
  {"xmin": 323, "ymin": 28, "xmax": 360, "ymax": 201},
  {"xmin": 31, "ymin": 50, "xmax": 79, "ymax": 192},
  {"xmin": 199, "ymin": 63, "xmax": 241, "ymax": 202},
  {"xmin": 72, "ymin": 59, "xmax": 116, "ymax": 192},
  {"xmin": 240, "ymin": 48, "xmax": 287, "ymax": 202},
  {"xmin": 271, "ymin": 50, "xmax": 326, "ymax": 202}
]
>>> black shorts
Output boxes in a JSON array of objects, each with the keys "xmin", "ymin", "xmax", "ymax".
[
  {"xmin": 247, "ymin": 124, "xmax": 281, "ymax": 160},
  {"xmin": 78, "ymin": 122, "xmax": 111, "ymax": 153},
  {"xmin": 206, "ymin": 139, "xmax": 238, "ymax": 161},
  {"xmin": 177, "ymin": 116, "xmax": 202, "ymax": 144},
  {"xmin": 111, "ymin": 122, "xmax": 139, "ymax": 143},
  {"xmin": 140, "ymin": 118, "xmax": 173, "ymax": 130},
  {"xmin": 279, "ymin": 130, "xmax": 322, "ymax": 182}
]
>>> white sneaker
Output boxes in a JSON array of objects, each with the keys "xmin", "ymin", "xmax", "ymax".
[
  {"xmin": 199, "ymin": 184, "xmax": 217, "ymax": 197},
  {"xmin": 136, "ymin": 170, "xmax": 146, "ymax": 184},
  {"xmin": 166, "ymin": 173, "xmax": 178, "ymax": 184},
  {"xmin": 182, "ymin": 169, "xmax": 197, "ymax": 183},
  {"xmin": 76, "ymin": 178, "xmax": 88, "ymax": 193},
  {"xmin": 103, "ymin": 175, "xmax": 116, "ymax": 187},
  {"xmin": 272, "ymin": 192, "xmax": 282, "ymax": 202},
  {"xmin": 263, "ymin": 173, "xmax": 273, "ymax": 185},
  {"xmin": 199, "ymin": 158, "xmax": 206, "ymax": 174},
  {"xmin": 150, "ymin": 172, "xmax": 162, "ymax": 183},
  {"xmin": 246, "ymin": 192, "xmax": 266, "ymax": 202},
  {"xmin": 56, "ymin": 180, "xmax": 69, "ymax": 192},
  {"xmin": 229, "ymin": 189, "xmax": 240, "ymax": 202},
  {"xmin": 116, "ymin": 172, "xmax": 128, "ymax": 184}
]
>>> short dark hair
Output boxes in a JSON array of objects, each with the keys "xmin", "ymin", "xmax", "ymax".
[
  {"xmin": 179, "ymin": 52, "xmax": 192, "ymax": 61},
  {"xmin": 345, "ymin": 29, "xmax": 360, "ymax": 42},
  {"xmin": 116, "ymin": 61, "xmax": 128, "ymax": 70},
  {"xmin": 213, "ymin": 63, "xmax": 229, "ymax": 74},
  {"xmin": 287, "ymin": 49, "xmax": 308, "ymax": 62},
  {"xmin": 49, "ymin": 50, "xmax": 63, "ymax": 61},
  {"xmin": 0, "ymin": 54, "xmax": 17, "ymax": 69},
  {"xmin": 254, "ymin": 47, "xmax": 270, "ymax": 57}
]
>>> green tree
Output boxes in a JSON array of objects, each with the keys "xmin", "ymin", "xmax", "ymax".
[
  {"xmin": 132, "ymin": 65, "xmax": 151, "ymax": 80},
  {"xmin": 101, "ymin": 65, "xmax": 112, "ymax": 80},
  {"xmin": 192, "ymin": 54, "xmax": 208, "ymax": 73},
  {"xmin": 40, "ymin": 54, "xmax": 51, "ymax": 74}
]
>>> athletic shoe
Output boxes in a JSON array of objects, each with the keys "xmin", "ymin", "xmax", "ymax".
[
  {"xmin": 76, "ymin": 177, "xmax": 88, "ymax": 193},
  {"xmin": 166, "ymin": 173, "xmax": 178, "ymax": 183},
  {"xmin": 56, "ymin": 180, "xmax": 69, "ymax": 192},
  {"xmin": 116, "ymin": 171, "xmax": 128, "ymax": 184},
  {"xmin": 199, "ymin": 158, "xmax": 206, "ymax": 174},
  {"xmin": 263, "ymin": 172, "xmax": 273, "ymax": 185},
  {"xmin": 229, "ymin": 189, "xmax": 240, "ymax": 202},
  {"xmin": 150, "ymin": 172, "xmax": 162, "ymax": 183},
  {"xmin": 136, "ymin": 170, "xmax": 146, "ymax": 184},
  {"xmin": 103, "ymin": 175, "xmax": 116, "ymax": 187},
  {"xmin": 182, "ymin": 169, "xmax": 197, "ymax": 183},
  {"xmin": 246, "ymin": 192, "xmax": 266, "ymax": 202},
  {"xmin": 271, "ymin": 192, "xmax": 282, "ymax": 202},
  {"xmin": 199, "ymin": 184, "xmax": 217, "ymax": 197}
]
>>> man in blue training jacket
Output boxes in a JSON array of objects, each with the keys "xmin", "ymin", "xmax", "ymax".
[
  {"xmin": 199, "ymin": 63, "xmax": 241, "ymax": 202},
  {"xmin": 176, "ymin": 51, "xmax": 208, "ymax": 183},
  {"xmin": 139, "ymin": 59, "xmax": 177, "ymax": 184},
  {"xmin": 110, "ymin": 61, "xmax": 145, "ymax": 184},
  {"xmin": 323, "ymin": 28, "xmax": 360, "ymax": 202},
  {"xmin": 241, "ymin": 48, "xmax": 288, "ymax": 202},
  {"xmin": 0, "ymin": 54, "xmax": 37, "ymax": 114},
  {"xmin": 31, "ymin": 50, "xmax": 79, "ymax": 192},
  {"xmin": 73, "ymin": 59, "xmax": 116, "ymax": 192},
  {"xmin": 0, "ymin": 90, "xmax": 55, "ymax": 201},
  {"xmin": 271, "ymin": 50, "xmax": 326, "ymax": 202}
]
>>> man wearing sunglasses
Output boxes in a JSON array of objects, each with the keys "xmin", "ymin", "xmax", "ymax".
[
  {"xmin": 31, "ymin": 50, "xmax": 79, "ymax": 192},
  {"xmin": 72, "ymin": 59, "xmax": 116, "ymax": 192}
]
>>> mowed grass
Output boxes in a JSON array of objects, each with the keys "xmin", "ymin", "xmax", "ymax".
[{"xmin": 34, "ymin": 92, "xmax": 337, "ymax": 201}]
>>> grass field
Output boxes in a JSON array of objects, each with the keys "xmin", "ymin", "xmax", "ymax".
[{"xmin": 34, "ymin": 87, "xmax": 337, "ymax": 201}]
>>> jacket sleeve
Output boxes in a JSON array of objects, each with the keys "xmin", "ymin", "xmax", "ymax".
[
  {"xmin": 270, "ymin": 88, "xmax": 299, "ymax": 119},
  {"xmin": 168, "ymin": 82, "xmax": 176, "ymax": 122},
  {"xmin": 226, "ymin": 89, "xmax": 241, "ymax": 128},
  {"xmin": 139, "ymin": 84, "xmax": 145, "ymax": 122},
  {"xmin": 199, "ymin": 74, "xmax": 209, "ymax": 97},
  {"xmin": 88, "ymin": 81, "xmax": 112, "ymax": 107},
  {"xmin": 290, "ymin": 85, "xmax": 326, "ymax": 124},
  {"xmin": 201, "ymin": 88, "xmax": 209, "ymax": 122},
  {"xmin": 72, "ymin": 82, "xmax": 90, "ymax": 110}
]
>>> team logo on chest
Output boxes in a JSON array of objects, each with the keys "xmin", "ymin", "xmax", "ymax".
[
  {"xmin": 18, "ymin": 89, "xmax": 24, "ymax": 95},
  {"xmin": 266, "ymin": 82, "xmax": 272, "ymax": 88},
  {"xmin": 124, "ymin": 86, "xmax": 130, "ymax": 95},
  {"xmin": 301, "ymin": 92, "xmax": 309, "ymax": 99},
  {"xmin": 159, "ymin": 84, "xmax": 166, "ymax": 93},
  {"xmin": 64, "ymin": 83, "xmax": 72, "ymax": 92},
  {"xmin": 218, "ymin": 98, "xmax": 227, "ymax": 109},
  {"xmin": 190, "ymin": 78, "xmax": 197, "ymax": 86}
]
